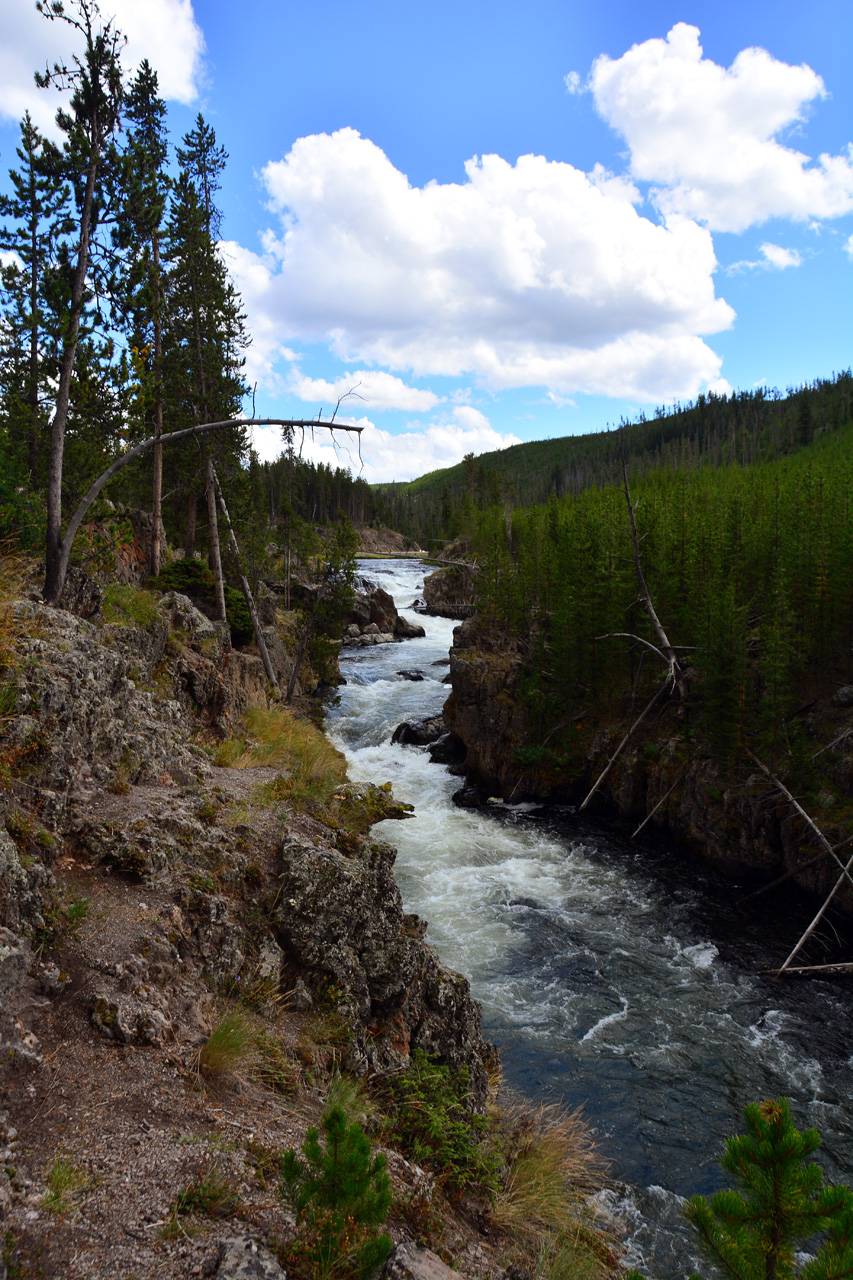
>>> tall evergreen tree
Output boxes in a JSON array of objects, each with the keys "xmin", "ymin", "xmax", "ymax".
[
  {"xmin": 35, "ymin": 0, "xmax": 125, "ymax": 604},
  {"xmin": 116, "ymin": 60, "xmax": 169, "ymax": 573},
  {"xmin": 163, "ymin": 118, "xmax": 248, "ymax": 621},
  {"xmin": 175, "ymin": 114, "xmax": 227, "ymax": 238},
  {"xmin": 0, "ymin": 112, "xmax": 71, "ymax": 482}
]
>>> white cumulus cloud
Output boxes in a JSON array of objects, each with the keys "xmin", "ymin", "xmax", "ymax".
[
  {"xmin": 589, "ymin": 23, "xmax": 853, "ymax": 232},
  {"xmin": 229, "ymin": 128, "xmax": 733, "ymax": 405},
  {"xmin": 0, "ymin": 0, "xmax": 204, "ymax": 136},
  {"xmin": 249, "ymin": 407, "xmax": 521, "ymax": 483},
  {"xmin": 289, "ymin": 370, "xmax": 441, "ymax": 413},
  {"xmin": 727, "ymin": 241, "xmax": 804, "ymax": 274},
  {"xmin": 759, "ymin": 243, "xmax": 802, "ymax": 269}
]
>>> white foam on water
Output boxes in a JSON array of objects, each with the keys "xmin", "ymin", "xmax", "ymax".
[{"xmin": 581, "ymin": 997, "xmax": 630, "ymax": 1043}]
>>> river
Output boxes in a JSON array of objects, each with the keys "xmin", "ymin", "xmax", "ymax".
[{"xmin": 326, "ymin": 557, "xmax": 853, "ymax": 1276}]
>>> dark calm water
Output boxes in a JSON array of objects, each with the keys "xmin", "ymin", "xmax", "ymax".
[{"xmin": 327, "ymin": 558, "xmax": 853, "ymax": 1276}]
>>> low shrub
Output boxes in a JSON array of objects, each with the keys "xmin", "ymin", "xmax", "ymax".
[
  {"xmin": 380, "ymin": 1048, "xmax": 499, "ymax": 1201},
  {"xmin": 103, "ymin": 583, "xmax": 159, "ymax": 628}
]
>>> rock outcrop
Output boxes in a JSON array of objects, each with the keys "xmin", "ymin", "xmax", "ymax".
[
  {"xmin": 343, "ymin": 583, "xmax": 426, "ymax": 647},
  {"xmin": 272, "ymin": 834, "xmax": 490, "ymax": 1103},
  {"xmin": 421, "ymin": 565, "xmax": 479, "ymax": 619},
  {"xmin": 444, "ymin": 617, "xmax": 853, "ymax": 912},
  {"xmin": 356, "ymin": 526, "xmax": 423, "ymax": 556}
]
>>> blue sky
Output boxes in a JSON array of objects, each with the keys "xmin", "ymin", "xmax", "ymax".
[{"xmin": 2, "ymin": 0, "xmax": 851, "ymax": 480}]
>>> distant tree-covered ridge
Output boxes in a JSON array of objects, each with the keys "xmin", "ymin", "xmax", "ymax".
[{"xmin": 373, "ymin": 373, "xmax": 852, "ymax": 546}]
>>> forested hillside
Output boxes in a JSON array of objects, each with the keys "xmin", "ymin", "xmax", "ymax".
[
  {"xmin": 375, "ymin": 374, "xmax": 852, "ymax": 546},
  {"xmin": 462, "ymin": 408, "xmax": 853, "ymax": 788}
]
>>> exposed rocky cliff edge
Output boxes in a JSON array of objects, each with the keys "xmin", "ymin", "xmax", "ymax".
[
  {"xmin": 443, "ymin": 617, "xmax": 853, "ymax": 915},
  {"xmin": 0, "ymin": 576, "xmax": 504, "ymax": 1279}
]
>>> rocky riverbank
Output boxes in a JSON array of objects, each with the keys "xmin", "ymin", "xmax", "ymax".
[
  {"xmin": 443, "ymin": 616, "xmax": 853, "ymax": 916},
  {"xmin": 2, "ymin": 564, "xmax": 583, "ymax": 1280}
]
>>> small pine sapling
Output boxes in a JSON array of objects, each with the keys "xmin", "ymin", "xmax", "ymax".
[
  {"xmin": 684, "ymin": 1098, "xmax": 853, "ymax": 1280},
  {"xmin": 278, "ymin": 1103, "xmax": 391, "ymax": 1280}
]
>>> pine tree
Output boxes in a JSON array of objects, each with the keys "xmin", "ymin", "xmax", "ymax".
[
  {"xmin": 116, "ymin": 60, "xmax": 169, "ymax": 573},
  {"xmin": 685, "ymin": 1098, "xmax": 853, "ymax": 1280},
  {"xmin": 175, "ymin": 114, "xmax": 227, "ymax": 239},
  {"xmin": 279, "ymin": 1104, "xmax": 392, "ymax": 1280},
  {"xmin": 0, "ymin": 112, "xmax": 71, "ymax": 483},
  {"xmin": 163, "ymin": 124, "xmax": 248, "ymax": 618},
  {"xmin": 35, "ymin": 0, "xmax": 125, "ymax": 603}
]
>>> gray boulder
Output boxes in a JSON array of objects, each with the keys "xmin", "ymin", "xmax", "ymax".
[{"xmin": 382, "ymin": 1242, "xmax": 457, "ymax": 1279}]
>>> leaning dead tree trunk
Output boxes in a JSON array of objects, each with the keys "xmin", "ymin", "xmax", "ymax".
[
  {"xmin": 42, "ymin": 416, "xmax": 363, "ymax": 604},
  {"xmin": 578, "ymin": 680, "xmax": 670, "ymax": 812},
  {"xmin": 205, "ymin": 455, "xmax": 227, "ymax": 624},
  {"xmin": 745, "ymin": 750, "xmax": 853, "ymax": 976},
  {"xmin": 630, "ymin": 761, "xmax": 692, "ymax": 840},
  {"xmin": 212, "ymin": 463, "xmax": 279, "ymax": 693}
]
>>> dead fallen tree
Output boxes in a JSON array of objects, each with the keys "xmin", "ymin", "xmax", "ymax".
[{"xmin": 745, "ymin": 749, "xmax": 853, "ymax": 977}]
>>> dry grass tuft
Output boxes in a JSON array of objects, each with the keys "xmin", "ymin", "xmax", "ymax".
[
  {"xmin": 197, "ymin": 1010, "xmax": 257, "ymax": 1081},
  {"xmin": 492, "ymin": 1093, "xmax": 613, "ymax": 1280},
  {"xmin": 0, "ymin": 544, "xmax": 31, "ymax": 606},
  {"xmin": 214, "ymin": 706, "xmax": 346, "ymax": 787},
  {"xmin": 494, "ymin": 1095, "xmax": 606, "ymax": 1232}
]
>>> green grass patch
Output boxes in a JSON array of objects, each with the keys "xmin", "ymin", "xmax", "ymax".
[
  {"xmin": 197, "ymin": 1010, "xmax": 256, "ymax": 1080},
  {"xmin": 103, "ymin": 583, "xmax": 160, "ymax": 628},
  {"xmin": 42, "ymin": 1156, "xmax": 87, "ymax": 1214}
]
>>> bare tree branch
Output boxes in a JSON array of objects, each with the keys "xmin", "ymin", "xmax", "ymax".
[{"xmin": 48, "ymin": 416, "xmax": 362, "ymax": 603}]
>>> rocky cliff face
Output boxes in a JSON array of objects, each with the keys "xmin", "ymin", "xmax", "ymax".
[
  {"xmin": 0, "ymin": 575, "xmax": 495, "ymax": 1277},
  {"xmin": 421, "ymin": 566, "xmax": 479, "ymax": 619},
  {"xmin": 444, "ymin": 617, "xmax": 853, "ymax": 913},
  {"xmin": 342, "ymin": 582, "xmax": 425, "ymax": 648}
]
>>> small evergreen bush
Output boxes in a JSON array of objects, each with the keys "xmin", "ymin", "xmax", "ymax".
[
  {"xmin": 382, "ymin": 1047, "xmax": 499, "ymax": 1200},
  {"xmin": 278, "ymin": 1104, "xmax": 391, "ymax": 1280},
  {"xmin": 157, "ymin": 559, "xmax": 253, "ymax": 645},
  {"xmin": 686, "ymin": 1097, "xmax": 853, "ymax": 1280}
]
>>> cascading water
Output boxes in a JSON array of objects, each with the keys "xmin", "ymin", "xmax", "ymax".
[{"xmin": 327, "ymin": 558, "xmax": 853, "ymax": 1275}]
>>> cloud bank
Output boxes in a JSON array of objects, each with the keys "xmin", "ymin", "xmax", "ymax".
[
  {"xmin": 230, "ymin": 128, "xmax": 734, "ymax": 405},
  {"xmin": 590, "ymin": 23, "xmax": 853, "ymax": 233}
]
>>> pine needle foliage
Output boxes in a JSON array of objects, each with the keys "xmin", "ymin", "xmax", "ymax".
[
  {"xmin": 278, "ymin": 1104, "xmax": 392, "ymax": 1280},
  {"xmin": 680, "ymin": 1098, "xmax": 853, "ymax": 1280}
]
